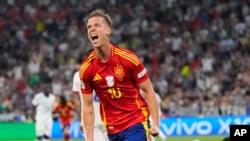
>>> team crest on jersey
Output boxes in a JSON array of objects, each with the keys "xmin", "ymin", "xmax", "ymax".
[
  {"xmin": 114, "ymin": 64, "xmax": 124, "ymax": 79},
  {"xmin": 80, "ymin": 80, "xmax": 86, "ymax": 89},
  {"xmin": 105, "ymin": 76, "xmax": 114, "ymax": 87}
]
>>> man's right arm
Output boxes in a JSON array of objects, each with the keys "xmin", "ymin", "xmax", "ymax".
[{"xmin": 82, "ymin": 93, "xmax": 94, "ymax": 141}]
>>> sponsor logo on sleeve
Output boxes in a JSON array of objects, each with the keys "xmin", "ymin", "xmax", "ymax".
[{"xmin": 137, "ymin": 68, "xmax": 147, "ymax": 78}]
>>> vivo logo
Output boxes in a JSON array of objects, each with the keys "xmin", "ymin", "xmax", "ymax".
[{"xmin": 161, "ymin": 119, "xmax": 212, "ymax": 135}]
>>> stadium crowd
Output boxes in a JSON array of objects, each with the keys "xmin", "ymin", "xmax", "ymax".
[{"xmin": 0, "ymin": 0, "xmax": 250, "ymax": 122}]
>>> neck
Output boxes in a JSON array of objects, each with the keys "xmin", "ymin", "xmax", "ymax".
[
  {"xmin": 95, "ymin": 43, "xmax": 111, "ymax": 63},
  {"xmin": 44, "ymin": 92, "xmax": 49, "ymax": 97}
]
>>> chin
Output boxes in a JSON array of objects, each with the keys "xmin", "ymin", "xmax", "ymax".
[{"xmin": 92, "ymin": 43, "xmax": 102, "ymax": 48}]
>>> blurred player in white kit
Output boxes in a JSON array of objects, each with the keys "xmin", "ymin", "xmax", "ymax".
[
  {"xmin": 32, "ymin": 83, "xmax": 56, "ymax": 141},
  {"xmin": 72, "ymin": 70, "xmax": 109, "ymax": 141}
]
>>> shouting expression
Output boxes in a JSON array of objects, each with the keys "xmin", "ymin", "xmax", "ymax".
[{"xmin": 87, "ymin": 16, "xmax": 111, "ymax": 48}]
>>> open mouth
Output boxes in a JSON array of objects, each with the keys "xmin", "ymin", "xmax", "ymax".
[{"xmin": 91, "ymin": 35, "xmax": 98, "ymax": 41}]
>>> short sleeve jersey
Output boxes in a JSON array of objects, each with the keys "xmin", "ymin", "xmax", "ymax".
[
  {"xmin": 54, "ymin": 102, "xmax": 74, "ymax": 125},
  {"xmin": 79, "ymin": 45, "xmax": 150, "ymax": 134}
]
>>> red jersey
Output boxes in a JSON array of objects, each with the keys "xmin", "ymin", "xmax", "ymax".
[
  {"xmin": 54, "ymin": 102, "xmax": 74, "ymax": 125},
  {"xmin": 79, "ymin": 45, "xmax": 150, "ymax": 134}
]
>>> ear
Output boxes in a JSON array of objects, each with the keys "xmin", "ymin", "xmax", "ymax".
[{"xmin": 106, "ymin": 27, "xmax": 112, "ymax": 36}]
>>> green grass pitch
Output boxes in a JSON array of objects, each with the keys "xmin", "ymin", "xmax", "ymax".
[{"xmin": 2, "ymin": 136, "xmax": 227, "ymax": 141}]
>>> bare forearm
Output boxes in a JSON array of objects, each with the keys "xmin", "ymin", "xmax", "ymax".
[
  {"xmin": 145, "ymin": 92, "xmax": 159, "ymax": 126},
  {"xmin": 83, "ymin": 105, "xmax": 94, "ymax": 141},
  {"xmin": 139, "ymin": 79, "xmax": 159, "ymax": 125}
]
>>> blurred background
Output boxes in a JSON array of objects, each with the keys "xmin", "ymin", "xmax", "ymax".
[{"xmin": 0, "ymin": 0, "xmax": 250, "ymax": 140}]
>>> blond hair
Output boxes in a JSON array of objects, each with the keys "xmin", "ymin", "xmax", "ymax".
[{"xmin": 87, "ymin": 9, "xmax": 112, "ymax": 28}]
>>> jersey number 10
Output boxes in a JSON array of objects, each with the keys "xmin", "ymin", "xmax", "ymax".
[{"xmin": 108, "ymin": 87, "xmax": 122, "ymax": 99}]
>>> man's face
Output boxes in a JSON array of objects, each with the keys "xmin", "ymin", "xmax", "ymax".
[
  {"xmin": 87, "ymin": 16, "xmax": 111, "ymax": 48},
  {"xmin": 42, "ymin": 84, "xmax": 51, "ymax": 95}
]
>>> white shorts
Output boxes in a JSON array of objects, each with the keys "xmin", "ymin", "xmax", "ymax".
[
  {"xmin": 35, "ymin": 119, "xmax": 53, "ymax": 137},
  {"xmin": 93, "ymin": 124, "xmax": 109, "ymax": 141},
  {"xmin": 83, "ymin": 124, "xmax": 109, "ymax": 141}
]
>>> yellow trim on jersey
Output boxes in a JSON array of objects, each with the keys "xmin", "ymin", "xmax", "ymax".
[
  {"xmin": 79, "ymin": 62, "xmax": 91, "ymax": 78},
  {"xmin": 141, "ymin": 107, "xmax": 150, "ymax": 139},
  {"xmin": 135, "ymin": 93, "xmax": 140, "ymax": 108},
  {"xmin": 100, "ymin": 102, "xmax": 107, "ymax": 127},
  {"xmin": 141, "ymin": 120, "xmax": 151, "ymax": 140},
  {"xmin": 141, "ymin": 107, "xmax": 149, "ymax": 119},
  {"xmin": 79, "ymin": 54, "xmax": 94, "ymax": 79},
  {"xmin": 114, "ymin": 48, "xmax": 140, "ymax": 66}
]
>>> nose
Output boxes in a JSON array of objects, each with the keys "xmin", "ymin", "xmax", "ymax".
[{"xmin": 89, "ymin": 26, "xmax": 96, "ymax": 32}]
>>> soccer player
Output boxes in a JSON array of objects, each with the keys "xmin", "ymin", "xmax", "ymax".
[
  {"xmin": 53, "ymin": 95, "xmax": 74, "ymax": 141},
  {"xmin": 32, "ymin": 83, "xmax": 56, "ymax": 141},
  {"xmin": 79, "ymin": 9, "xmax": 160, "ymax": 141},
  {"xmin": 72, "ymin": 70, "xmax": 109, "ymax": 141}
]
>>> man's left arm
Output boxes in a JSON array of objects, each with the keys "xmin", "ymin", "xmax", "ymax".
[{"xmin": 138, "ymin": 79, "xmax": 159, "ymax": 136}]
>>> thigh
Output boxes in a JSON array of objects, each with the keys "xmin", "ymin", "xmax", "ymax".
[{"xmin": 44, "ymin": 119, "xmax": 53, "ymax": 136}]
